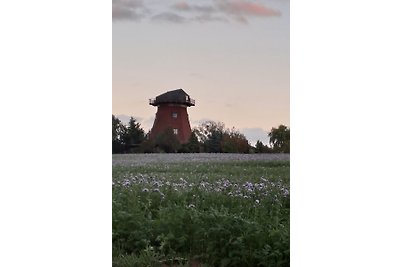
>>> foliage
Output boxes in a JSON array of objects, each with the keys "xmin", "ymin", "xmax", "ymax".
[
  {"xmin": 255, "ymin": 140, "xmax": 265, "ymax": 153},
  {"xmin": 113, "ymin": 115, "xmax": 289, "ymax": 154},
  {"xmin": 154, "ymin": 128, "xmax": 181, "ymax": 153},
  {"xmin": 179, "ymin": 131, "xmax": 201, "ymax": 153},
  {"xmin": 268, "ymin": 125, "xmax": 290, "ymax": 153},
  {"xmin": 139, "ymin": 129, "xmax": 201, "ymax": 154},
  {"xmin": 112, "ymin": 115, "xmax": 146, "ymax": 154},
  {"xmin": 254, "ymin": 140, "xmax": 274, "ymax": 154},
  {"xmin": 112, "ymin": 115, "xmax": 128, "ymax": 154},
  {"xmin": 193, "ymin": 121, "xmax": 224, "ymax": 153},
  {"xmin": 113, "ymin": 160, "xmax": 290, "ymax": 267},
  {"xmin": 221, "ymin": 128, "xmax": 250, "ymax": 153},
  {"xmin": 194, "ymin": 121, "xmax": 251, "ymax": 153},
  {"xmin": 113, "ymin": 246, "xmax": 162, "ymax": 267},
  {"xmin": 138, "ymin": 136, "xmax": 156, "ymax": 154},
  {"xmin": 123, "ymin": 117, "xmax": 145, "ymax": 152}
]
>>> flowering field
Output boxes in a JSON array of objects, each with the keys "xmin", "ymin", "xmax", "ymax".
[
  {"xmin": 112, "ymin": 154, "xmax": 290, "ymax": 267},
  {"xmin": 112, "ymin": 153, "xmax": 290, "ymax": 167}
]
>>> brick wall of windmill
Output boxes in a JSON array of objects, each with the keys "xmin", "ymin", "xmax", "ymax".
[{"xmin": 149, "ymin": 104, "xmax": 192, "ymax": 144}]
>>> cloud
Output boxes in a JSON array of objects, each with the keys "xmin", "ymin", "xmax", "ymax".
[
  {"xmin": 240, "ymin": 127, "xmax": 270, "ymax": 146},
  {"xmin": 140, "ymin": 117, "xmax": 155, "ymax": 132},
  {"xmin": 112, "ymin": 0, "xmax": 147, "ymax": 22},
  {"xmin": 172, "ymin": 2, "xmax": 191, "ymax": 11},
  {"xmin": 113, "ymin": 1, "xmax": 281, "ymax": 24},
  {"xmin": 113, "ymin": 0, "xmax": 142, "ymax": 9},
  {"xmin": 115, "ymin": 114, "xmax": 143, "ymax": 125},
  {"xmin": 152, "ymin": 12, "xmax": 187, "ymax": 23},
  {"xmin": 172, "ymin": 2, "xmax": 216, "ymax": 13},
  {"xmin": 168, "ymin": 1, "xmax": 280, "ymax": 24},
  {"xmin": 171, "ymin": 1, "xmax": 225, "ymax": 23},
  {"xmin": 216, "ymin": 0, "xmax": 281, "ymax": 17},
  {"xmin": 193, "ymin": 14, "xmax": 229, "ymax": 23},
  {"xmin": 113, "ymin": 7, "xmax": 142, "ymax": 21},
  {"xmin": 116, "ymin": 114, "xmax": 154, "ymax": 131}
]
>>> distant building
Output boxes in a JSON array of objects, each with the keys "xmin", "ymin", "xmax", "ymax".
[{"xmin": 149, "ymin": 88, "xmax": 195, "ymax": 144}]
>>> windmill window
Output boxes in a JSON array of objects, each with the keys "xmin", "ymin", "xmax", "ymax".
[
  {"xmin": 172, "ymin": 112, "xmax": 178, "ymax": 118},
  {"xmin": 173, "ymin": 129, "xmax": 178, "ymax": 135}
]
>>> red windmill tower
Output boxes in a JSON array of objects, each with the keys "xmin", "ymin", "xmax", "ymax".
[{"xmin": 149, "ymin": 88, "xmax": 195, "ymax": 144}]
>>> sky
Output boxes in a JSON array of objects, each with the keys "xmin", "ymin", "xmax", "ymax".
[{"xmin": 112, "ymin": 0, "xmax": 289, "ymax": 145}]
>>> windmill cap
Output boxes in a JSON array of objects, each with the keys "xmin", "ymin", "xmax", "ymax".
[{"xmin": 149, "ymin": 88, "xmax": 195, "ymax": 106}]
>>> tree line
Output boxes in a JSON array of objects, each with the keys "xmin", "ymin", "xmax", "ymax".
[{"xmin": 112, "ymin": 115, "xmax": 290, "ymax": 154}]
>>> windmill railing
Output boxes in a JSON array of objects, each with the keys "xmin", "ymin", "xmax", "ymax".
[{"xmin": 149, "ymin": 98, "xmax": 195, "ymax": 106}]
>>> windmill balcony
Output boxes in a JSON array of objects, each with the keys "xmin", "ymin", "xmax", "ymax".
[{"xmin": 149, "ymin": 98, "xmax": 195, "ymax": 106}]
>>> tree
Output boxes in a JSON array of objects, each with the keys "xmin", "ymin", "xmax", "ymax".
[
  {"xmin": 180, "ymin": 131, "xmax": 201, "ymax": 153},
  {"xmin": 154, "ymin": 128, "xmax": 181, "ymax": 153},
  {"xmin": 206, "ymin": 129, "xmax": 223, "ymax": 153},
  {"xmin": 137, "ymin": 131, "xmax": 156, "ymax": 153},
  {"xmin": 194, "ymin": 121, "xmax": 225, "ymax": 153},
  {"xmin": 193, "ymin": 121, "xmax": 250, "ymax": 153},
  {"xmin": 268, "ymin": 125, "xmax": 290, "ymax": 153},
  {"xmin": 255, "ymin": 140, "xmax": 265, "ymax": 153},
  {"xmin": 112, "ymin": 115, "xmax": 127, "ymax": 154},
  {"xmin": 123, "ymin": 117, "xmax": 145, "ymax": 152},
  {"xmin": 112, "ymin": 115, "xmax": 146, "ymax": 153},
  {"xmin": 221, "ymin": 128, "xmax": 250, "ymax": 153}
]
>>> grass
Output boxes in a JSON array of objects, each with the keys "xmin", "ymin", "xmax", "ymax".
[{"xmin": 112, "ymin": 159, "xmax": 289, "ymax": 267}]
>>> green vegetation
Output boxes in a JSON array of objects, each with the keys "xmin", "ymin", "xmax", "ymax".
[
  {"xmin": 194, "ymin": 121, "xmax": 250, "ymax": 153},
  {"xmin": 268, "ymin": 125, "xmax": 290, "ymax": 153},
  {"xmin": 112, "ymin": 115, "xmax": 290, "ymax": 154},
  {"xmin": 113, "ymin": 160, "xmax": 290, "ymax": 267},
  {"xmin": 113, "ymin": 115, "xmax": 145, "ymax": 154}
]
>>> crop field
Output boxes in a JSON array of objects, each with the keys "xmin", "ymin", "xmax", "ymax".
[{"xmin": 112, "ymin": 154, "xmax": 290, "ymax": 267}]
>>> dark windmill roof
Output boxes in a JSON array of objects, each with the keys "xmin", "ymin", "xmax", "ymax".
[{"xmin": 149, "ymin": 88, "xmax": 195, "ymax": 106}]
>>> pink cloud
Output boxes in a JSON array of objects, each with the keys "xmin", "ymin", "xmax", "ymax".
[
  {"xmin": 172, "ymin": 1, "xmax": 216, "ymax": 13},
  {"xmin": 168, "ymin": 0, "xmax": 280, "ymax": 24},
  {"xmin": 218, "ymin": 0, "xmax": 281, "ymax": 17},
  {"xmin": 172, "ymin": 2, "xmax": 191, "ymax": 11}
]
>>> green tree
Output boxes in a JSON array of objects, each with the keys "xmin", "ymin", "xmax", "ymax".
[
  {"xmin": 123, "ymin": 117, "xmax": 145, "ymax": 152},
  {"xmin": 180, "ymin": 131, "xmax": 201, "ymax": 153},
  {"xmin": 154, "ymin": 128, "xmax": 181, "ymax": 153},
  {"xmin": 138, "ymin": 131, "xmax": 156, "ymax": 153},
  {"xmin": 194, "ymin": 121, "xmax": 225, "ymax": 153},
  {"xmin": 268, "ymin": 125, "xmax": 290, "ymax": 153},
  {"xmin": 255, "ymin": 140, "xmax": 265, "ymax": 153},
  {"xmin": 207, "ymin": 129, "xmax": 223, "ymax": 153},
  {"xmin": 221, "ymin": 128, "xmax": 250, "ymax": 153},
  {"xmin": 194, "ymin": 121, "xmax": 250, "ymax": 153},
  {"xmin": 112, "ymin": 115, "xmax": 127, "ymax": 154}
]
